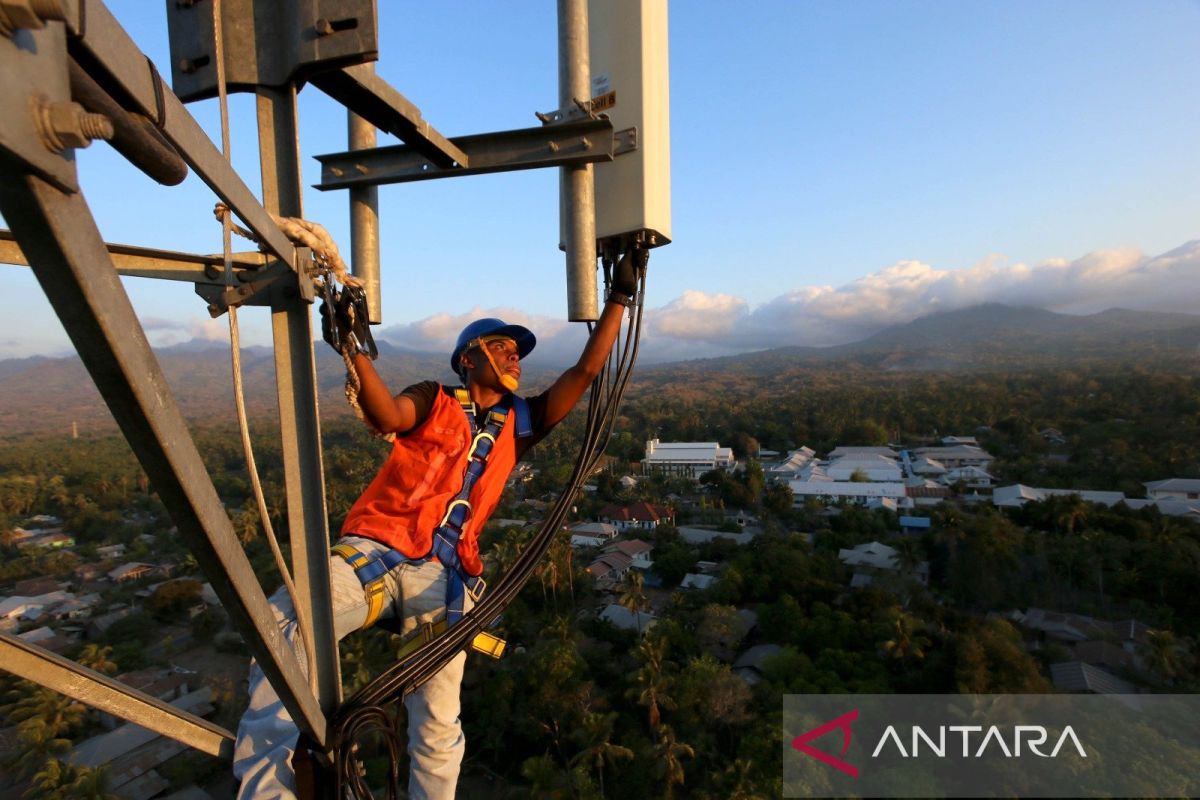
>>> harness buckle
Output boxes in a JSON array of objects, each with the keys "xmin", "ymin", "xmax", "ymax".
[
  {"xmin": 439, "ymin": 498, "xmax": 471, "ymax": 529},
  {"xmin": 465, "ymin": 575, "xmax": 487, "ymax": 603},
  {"xmin": 466, "ymin": 431, "xmax": 497, "ymax": 461}
]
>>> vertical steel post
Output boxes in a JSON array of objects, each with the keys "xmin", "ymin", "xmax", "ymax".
[
  {"xmin": 255, "ymin": 87, "xmax": 342, "ymax": 717},
  {"xmin": 558, "ymin": 0, "xmax": 599, "ymax": 321},
  {"xmin": 348, "ymin": 74, "xmax": 382, "ymax": 323}
]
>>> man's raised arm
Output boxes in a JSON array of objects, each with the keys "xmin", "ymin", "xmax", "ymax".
[
  {"xmin": 543, "ymin": 248, "xmax": 645, "ymax": 427},
  {"xmin": 348, "ymin": 353, "xmax": 420, "ymax": 434}
]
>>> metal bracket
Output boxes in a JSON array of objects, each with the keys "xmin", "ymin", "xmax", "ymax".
[
  {"xmin": 314, "ymin": 118, "xmax": 616, "ymax": 190},
  {"xmin": 0, "ymin": 20, "xmax": 78, "ymax": 192},
  {"xmin": 535, "ymin": 92, "xmax": 615, "ymax": 124},
  {"xmin": 195, "ymin": 256, "xmax": 296, "ymax": 316},
  {"xmin": 165, "ymin": 0, "xmax": 378, "ymax": 102},
  {"xmin": 614, "ymin": 126, "xmax": 637, "ymax": 156}
]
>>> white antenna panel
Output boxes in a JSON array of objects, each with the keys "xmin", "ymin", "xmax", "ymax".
[{"xmin": 589, "ymin": 0, "xmax": 672, "ymax": 247}]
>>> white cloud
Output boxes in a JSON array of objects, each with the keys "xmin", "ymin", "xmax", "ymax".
[
  {"xmin": 344, "ymin": 240, "xmax": 1200, "ymax": 366},
  {"xmin": 629, "ymin": 240, "xmax": 1200, "ymax": 360},
  {"xmin": 377, "ymin": 306, "xmax": 588, "ymax": 368}
]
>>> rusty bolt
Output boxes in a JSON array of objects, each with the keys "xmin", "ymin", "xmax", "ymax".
[
  {"xmin": 0, "ymin": 0, "xmax": 66, "ymax": 36},
  {"xmin": 33, "ymin": 97, "xmax": 114, "ymax": 153},
  {"xmin": 314, "ymin": 17, "xmax": 334, "ymax": 36},
  {"xmin": 548, "ymin": 141, "xmax": 561, "ymax": 153}
]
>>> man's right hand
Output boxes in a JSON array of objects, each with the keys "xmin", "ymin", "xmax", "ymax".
[
  {"xmin": 320, "ymin": 293, "xmax": 353, "ymax": 353},
  {"xmin": 611, "ymin": 245, "xmax": 646, "ymax": 299}
]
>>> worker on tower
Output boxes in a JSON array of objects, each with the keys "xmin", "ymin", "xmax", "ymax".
[{"xmin": 233, "ymin": 248, "xmax": 644, "ymax": 799}]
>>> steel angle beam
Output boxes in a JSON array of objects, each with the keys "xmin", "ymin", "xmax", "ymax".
[
  {"xmin": 0, "ymin": 165, "xmax": 327, "ymax": 748},
  {"xmin": 0, "ymin": 632, "xmax": 234, "ymax": 760},
  {"xmin": 310, "ymin": 65, "xmax": 467, "ymax": 169},
  {"xmin": 0, "ymin": 229, "xmax": 273, "ymax": 283},
  {"xmin": 314, "ymin": 118, "xmax": 615, "ymax": 190},
  {"xmin": 60, "ymin": 0, "xmax": 295, "ymax": 264}
]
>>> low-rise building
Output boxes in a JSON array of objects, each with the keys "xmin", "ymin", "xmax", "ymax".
[
  {"xmin": 598, "ymin": 502, "xmax": 674, "ymax": 531},
  {"xmin": 677, "ymin": 526, "xmax": 755, "ymax": 546},
  {"xmin": 912, "ymin": 444, "xmax": 994, "ymax": 470},
  {"xmin": 992, "ymin": 485, "xmax": 1126, "ymax": 508},
  {"xmin": 838, "ymin": 541, "xmax": 929, "ymax": 586},
  {"xmin": 108, "ymin": 562, "xmax": 156, "ymax": 583},
  {"xmin": 642, "ymin": 439, "xmax": 735, "ymax": 478},
  {"xmin": 586, "ymin": 552, "xmax": 633, "ymax": 590},
  {"xmin": 567, "ymin": 521, "xmax": 619, "ymax": 548},
  {"xmin": 598, "ymin": 603, "xmax": 656, "ymax": 634},
  {"xmin": 766, "ymin": 447, "xmax": 818, "ymax": 482},
  {"xmin": 1144, "ymin": 478, "xmax": 1200, "ymax": 501},
  {"xmin": 679, "ymin": 573, "xmax": 715, "ymax": 590},
  {"xmin": 789, "ymin": 480, "xmax": 909, "ymax": 507},
  {"xmin": 603, "ymin": 539, "xmax": 654, "ymax": 569},
  {"xmin": 733, "ymin": 643, "xmax": 783, "ymax": 686}
]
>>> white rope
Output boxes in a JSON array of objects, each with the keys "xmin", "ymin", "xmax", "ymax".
[
  {"xmin": 213, "ymin": 202, "xmax": 363, "ymax": 291},
  {"xmin": 212, "ymin": 0, "xmax": 316, "ymax": 692}
]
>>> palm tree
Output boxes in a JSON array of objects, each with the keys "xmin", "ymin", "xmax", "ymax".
[
  {"xmin": 10, "ymin": 717, "xmax": 73, "ymax": 782},
  {"xmin": 653, "ymin": 724, "xmax": 694, "ymax": 800},
  {"xmin": 628, "ymin": 637, "xmax": 675, "ymax": 731},
  {"xmin": 77, "ymin": 644, "xmax": 118, "ymax": 675},
  {"xmin": 1142, "ymin": 629, "xmax": 1183, "ymax": 685},
  {"xmin": 617, "ymin": 570, "xmax": 648, "ymax": 634},
  {"xmin": 569, "ymin": 711, "xmax": 633, "ymax": 798},
  {"xmin": 520, "ymin": 753, "xmax": 571, "ymax": 799},
  {"xmin": 883, "ymin": 613, "xmax": 931, "ymax": 663},
  {"xmin": 1054, "ymin": 495, "xmax": 1089, "ymax": 536}
]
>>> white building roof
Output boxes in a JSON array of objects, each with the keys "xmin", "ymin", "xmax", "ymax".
[
  {"xmin": 1123, "ymin": 499, "xmax": 1200, "ymax": 518},
  {"xmin": 568, "ymin": 521, "xmax": 618, "ymax": 537},
  {"xmin": 992, "ymin": 485, "xmax": 1126, "ymax": 508},
  {"xmin": 828, "ymin": 446, "xmax": 898, "ymax": 459},
  {"xmin": 679, "ymin": 573, "xmax": 716, "ymax": 590},
  {"xmin": 1144, "ymin": 478, "xmax": 1200, "ymax": 495},
  {"xmin": 599, "ymin": 604, "xmax": 657, "ymax": 633},
  {"xmin": 911, "ymin": 457, "xmax": 947, "ymax": 475},
  {"xmin": 838, "ymin": 542, "xmax": 899, "ymax": 570},
  {"xmin": 913, "ymin": 445, "xmax": 994, "ymax": 461},
  {"xmin": 644, "ymin": 440, "xmax": 735, "ymax": 464}
]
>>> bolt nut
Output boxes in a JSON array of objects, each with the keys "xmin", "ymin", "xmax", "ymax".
[
  {"xmin": 314, "ymin": 17, "xmax": 334, "ymax": 36},
  {"xmin": 33, "ymin": 97, "xmax": 114, "ymax": 153},
  {"xmin": 0, "ymin": 0, "xmax": 66, "ymax": 36}
]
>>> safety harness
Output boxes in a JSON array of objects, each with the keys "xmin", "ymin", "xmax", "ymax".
[{"xmin": 332, "ymin": 387, "xmax": 532, "ymax": 659}]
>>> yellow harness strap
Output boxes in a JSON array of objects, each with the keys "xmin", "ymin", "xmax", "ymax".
[
  {"xmin": 332, "ymin": 541, "xmax": 506, "ymax": 658},
  {"xmin": 394, "ymin": 619, "xmax": 506, "ymax": 661},
  {"xmin": 332, "ymin": 543, "xmax": 388, "ymax": 629}
]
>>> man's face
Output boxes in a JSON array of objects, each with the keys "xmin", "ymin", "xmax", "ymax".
[{"xmin": 464, "ymin": 336, "xmax": 521, "ymax": 388}]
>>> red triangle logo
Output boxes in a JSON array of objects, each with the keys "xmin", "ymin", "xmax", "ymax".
[{"xmin": 791, "ymin": 708, "xmax": 860, "ymax": 778}]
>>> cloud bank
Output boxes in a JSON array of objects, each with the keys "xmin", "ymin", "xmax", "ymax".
[{"xmin": 377, "ymin": 240, "xmax": 1200, "ymax": 364}]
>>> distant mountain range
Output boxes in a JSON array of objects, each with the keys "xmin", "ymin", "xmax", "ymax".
[
  {"xmin": 1, "ymin": 304, "xmax": 1196, "ymax": 436},
  {"xmin": 635, "ymin": 304, "xmax": 1200, "ymax": 378}
]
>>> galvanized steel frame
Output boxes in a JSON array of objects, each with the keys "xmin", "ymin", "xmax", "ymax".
[{"xmin": 0, "ymin": 0, "xmax": 616, "ymax": 776}]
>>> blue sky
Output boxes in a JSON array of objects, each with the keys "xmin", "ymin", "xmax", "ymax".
[{"xmin": 3, "ymin": 1, "xmax": 1200, "ymax": 363}]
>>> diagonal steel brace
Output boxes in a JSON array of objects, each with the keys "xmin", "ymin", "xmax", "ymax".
[{"xmin": 0, "ymin": 632, "xmax": 235, "ymax": 760}]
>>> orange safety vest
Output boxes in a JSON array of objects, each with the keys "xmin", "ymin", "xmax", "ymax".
[{"xmin": 341, "ymin": 387, "xmax": 519, "ymax": 577}]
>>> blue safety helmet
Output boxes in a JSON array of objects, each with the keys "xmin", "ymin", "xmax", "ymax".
[{"xmin": 451, "ymin": 318, "xmax": 536, "ymax": 378}]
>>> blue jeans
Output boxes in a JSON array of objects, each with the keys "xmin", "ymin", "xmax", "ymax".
[{"xmin": 233, "ymin": 535, "xmax": 469, "ymax": 799}]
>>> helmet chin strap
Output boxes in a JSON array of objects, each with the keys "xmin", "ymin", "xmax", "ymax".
[{"xmin": 475, "ymin": 337, "xmax": 519, "ymax": 392}]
